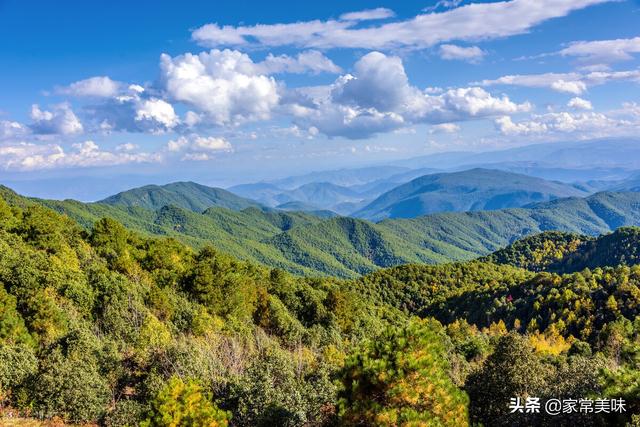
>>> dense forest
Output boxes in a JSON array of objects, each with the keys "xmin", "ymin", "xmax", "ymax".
[{"xmin": 2, "ymin": 190, "xmax": 640, "ymax": 426}]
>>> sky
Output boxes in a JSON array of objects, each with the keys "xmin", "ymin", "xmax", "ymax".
[{"xmin": 1, "ymin": 0, "xmax": 640, "ymax": 197}]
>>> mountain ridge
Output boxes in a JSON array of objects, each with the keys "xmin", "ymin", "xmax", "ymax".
[
  {"xmin": 354, "ymin": 168, "xmax": 589, "ymax": 220},
  {"xmin": 99, "ymin": 181, "xmax": 263, "ymax": 212},
  {"xmin": 11, "ymin": 180, "xmax": 639, "ymax": 277}
]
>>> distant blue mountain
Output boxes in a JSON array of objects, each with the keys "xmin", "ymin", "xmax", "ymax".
[{"xmin": 354, "ymin": 168, "xmax": 590, "ymax": 220}]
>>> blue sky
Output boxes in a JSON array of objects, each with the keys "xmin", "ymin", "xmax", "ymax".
[{"xmin": 1, "ymin": 0, "xmax": 640, "ymax": 194}]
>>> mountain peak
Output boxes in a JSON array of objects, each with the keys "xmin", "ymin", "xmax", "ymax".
[
  {"xmin": 354, "ymin": 169, "xmax": 589, "ymax": 221},
  {"xmin": 99, "ymin": 181, "xmax": 262, "ymax": 213}
]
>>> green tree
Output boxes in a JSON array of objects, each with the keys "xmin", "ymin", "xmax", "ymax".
[
  {"xmin": 466, "ymin": 333, "xmax": 550, "ymax": 426},
  {"xmin": 90, "ymin": 217, "xmax": 133, "ymax": 272},
  {"xmin": 0, "ymin": 285, "xmax": 32, "ymax": 345},
  {"xmin": 338, "ymin": 318, "xmax": 469, "ymax": 426},
  {"xmin": 30, "ymin": 341, "xmax": 110, "ymax": 422},
  {"xmin": 141, "ymin": 376, "xmax": 230, "ymax": 427}
]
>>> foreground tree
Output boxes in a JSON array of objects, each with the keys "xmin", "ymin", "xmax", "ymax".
[
  {"xmin": 338, "ymin": 318, "xmax": 469, "ymax": 426},
  {"xmin": 466, "ymin": 333, "xmax": 550, "ymax": 426},
  {"xmin": 141, "ymin": 376, "xmax": 230, "ymax": 427}
]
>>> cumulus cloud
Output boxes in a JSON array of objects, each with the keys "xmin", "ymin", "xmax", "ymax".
[
  {"xmin": 288, "ymin": 51, "xmax": 530, "ymax": 138},
  {"xmin": 495, "ymin": 110, "xmax": 634, "ymax": 137},
  {"xmin": 558, "ymin": 36, "xmax": 640, "ymax": 64},
  {"xmin": 332, "ymin": 52, "xmax": 412, "ymax": 111},
  {"xmin": 192, "ymin": 0, "xmax": 612, "ymax": 50},
  {"xmin": 30, "ymin": 103, "xmax": 83, "ymax": 135},
  {"xmin": 0, "ymin": 140, "xmax": 160, "ymax": 171},
  {"xmin": 439, "ymin": 44, "xmax": 486, "ymax": 62},
  {"xmin": 160, "ymin": 49, "xmax": 280, "ymax": 126},
  {"xmin": 85, "ymin": 86, "xmax": 179, "ymax": 133},
  {"xmin": 166, "ymin": 134, "xmax": 233, "ymax": 161},
  {"xmin": 479, "ymin": 68, "xmax": 640, "ymax": 94},
  {"xmin": 56, "ymin": 76, "xmax": 122, "ymax": 97},
  {"xmin": 295, "ymin": 104, "xmax": 407, "ymax": 139},
  {"xmin": 0, "ymin": 120, "xmax": 29, "ymax": 140},
  {"xmin": 567, "ymin": 97, "xmax": 593, "ymax": 110},
  {"xmin": 135, "ymin": 98, "xmax": 180, "ymax": 129}
]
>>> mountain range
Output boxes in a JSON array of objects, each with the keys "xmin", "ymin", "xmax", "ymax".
[
  {"xmin": 4, "ymin": 138, "xmax": 640, "ymax": 203},
  {"xmin": 353, "ymin": 168, "xmax": 588, "ymax": 220},
  {"xmin": 228, "ymin": 167, "xmax": 440, "ymax": 214},
  {"xmin": 6, "ymin": 177, "xmax": 640, "ymax": 277}
]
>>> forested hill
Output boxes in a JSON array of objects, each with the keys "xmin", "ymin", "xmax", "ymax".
[
  {"xmin": 98, "ymin": 181, "xmax": 263, "ymax": 212},
  {"xmin": 2, "ymin": 190, "xmax": 640, "ymax": 425},
  {"xmin": 5, "ymin": 185, "xmax": 640, "ymax": 278},
  {"xmin": 486, "ymin": 226, "xmax": 640, "ymax": 273}
]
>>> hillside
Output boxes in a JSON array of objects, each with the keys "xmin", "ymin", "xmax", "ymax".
[
  {"xmin": 2, "ymin": 189, "xmax": 640, "ymax": 425},
  {"xmin": 0, "ymin": 193, "xmax": 402, "ymax": 426},
  {"xmin": 8, "ymin": 184, "xmax": 640, "ymax": 278},
  {"xmin": 273, "ymin": 192, "xmax": 640, "ymax": 276},
  {"xmin": 488, "ymin": 227, "xmax": 640, "ymax": 274},
  {"xmin": 354, "ymin": 168, "xmax": 589, "ymax": 220},
  {"xmin": 99, "ymin": 181, "xmax": 262, "ymax": 212}
]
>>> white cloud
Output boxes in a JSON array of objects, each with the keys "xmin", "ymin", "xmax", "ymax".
[
  {"xmin": 256, "ymin": 50, "xmax": 341, "ymax": 74},
  {"xmin": 160, "ymin": 49, "xmax": 280, "ymax": 126},
  {"xmin": 494, "ymin": 115, "xmax": 549, "ymax": 135},
  {"xmin": 478, "ymin": 72, "xmax": 585, "ymax": 94},
  {"xmin": 0, "ymin": 120, "xmax": 29, "ymax": 140},
  {"xmin": 339, "ymin": 8, "xmax": 395, "ymax": 21},
  {"xmin": 332, "ymin": 52, "xmax": 412, "ymax": 111},
  {"xmin": 183, "ymin": 111, "xmax": 203, "ymax": 127},
  {"xmin": 480, "ymin": 105, "xmax": 639, "ymax": 147},
  {"xmin": 424, "ymin": 0, "xmax": 465, "ymax": 12},
  {"xmin": 289, "ymin": 51, "xmax": 530, "ymax": 138},
  {"xmin": 296, "ymin": 104, "xmax": 407, "ymax": 139},
  {"xmin": 0, "ymin": 140, "xmax": 160, "ymax": 171},
  {"xmin": 439, "ymin": 44, "xmax": 486, "ymax": 62},
  {"xmin": 192, "ymin": 135, "xmax": 233, "ymax": 151},
  {"xmin": 30, "ymin": 103, "xmax": 83, "ymax": 135},
  {"xmin": 192, "ymin": 0, "xmax": 612, "ymax": 50},
  {"xmin": 421, "ymin": 86, "xmax": 530, "ymax": 121},
  {"xmin": 115, "ymin": 143, "xmax": 138, "ymax": 152},
  {"xmin": 135, "ymin": 98, "xmax": 180, "ymax": 129},
  {"xmin": 182, "ymin": 152, "xmax": 212, "ymax": 161},
  {"xmin": 85, "ymin": 86, "xmax": 179, "ymax": 133},
  {"xmin": 550, "ymin": 80, "xmax": 587, "ymax": 95},
  {"xmin": 559, "ymin": 36, "xmax": 640, "ymax": 64},
  {"xmin": 264, "ymin": 125, "xmax": 319, "ymax": 140},
  {"xmin": 567, "ymin": 97, "xmax": 593, "ymax": 110},
  {"xmin": 495, "ymin": 110, "xmax": 635, "ymax": 137},
  {"xmin": 429, "ymin": 123, "xmax": 460, "ymax": 133},
  {"xmin": 165, "ymin": 134, "xmax": 233, "ymax": 161},
  {"xmin": 56, "ymin": 76, "xmax": 122, "ymax": 97},
  {"xmin": 479, "ymin": 68, "xmax": 640, "ymax": 94}
]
